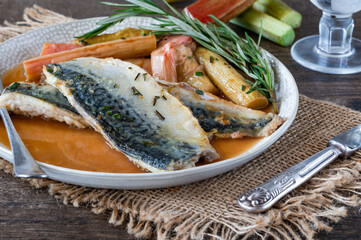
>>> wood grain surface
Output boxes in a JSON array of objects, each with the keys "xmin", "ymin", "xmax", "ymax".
[{"xmin": 0, "ymin": 0, "xmax": 360, "ymax": 239}]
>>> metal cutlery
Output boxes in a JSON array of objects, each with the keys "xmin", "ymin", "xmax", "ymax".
[
  {"xmin": 238, "ymin": 124, "xmax": 361, "ymax": 212},
  {"xmin": 0, "ymin": 76, "xmax": 47, "ymax": 178}
]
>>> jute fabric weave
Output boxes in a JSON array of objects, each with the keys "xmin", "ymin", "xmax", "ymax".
[{"xmin": 1, "ymin": 6, "xmax": 361, "ymax": 240}]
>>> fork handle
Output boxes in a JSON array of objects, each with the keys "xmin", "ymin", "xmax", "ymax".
[
  {"xmin": 0, "ymin": 108, "xmax": 47, "ymax": 178},
  {"xmin": 237, "ymin": 146, "xmax": 341, "ymax": 212}
]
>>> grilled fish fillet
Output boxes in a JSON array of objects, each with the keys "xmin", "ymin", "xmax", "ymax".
[
  {"xmin": 0, "ymin": 82, "xmax": 88, "ymax": 128},
  {"xmin": 167, "ymin": 83, "xmax": 284, "ymax": 138},
  {"xmin": 44, "ymin": 57, "xmax": 218, "ymax": 172}
]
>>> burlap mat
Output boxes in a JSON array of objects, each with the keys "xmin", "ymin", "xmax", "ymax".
[{"xmin": 1, "ymin": 6, "xmax": 361, "ymax": 240}]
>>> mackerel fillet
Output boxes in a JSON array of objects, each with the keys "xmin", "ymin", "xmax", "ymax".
[
  {"xmin": 44, "ymin": 57, "xmax": 218, "ymax": 172},
  {"xmin": 168, "ymin": 83, "xmax": 284, "ymax": 138},
  {"xmin": 0, "ymin": 82, "xmax": 87, "ymax": 128}
]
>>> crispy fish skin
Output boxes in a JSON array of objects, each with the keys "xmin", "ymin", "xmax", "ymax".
[
  {"xmin": 44, "ymin": 57, "xmax": 218, "ymax": 172},
  {"xmin": 0, "ymin": 82, "xmax": 88, "ymax": 128},
  {"xmin": 167, "ymin": 83, "xmax": 284, "ymax": 138}
]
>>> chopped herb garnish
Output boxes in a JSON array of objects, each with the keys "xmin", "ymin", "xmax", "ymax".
[
  {"xmin": 134, "ymin": 73, "xmax": 140, "ymax": 81},
  {"xmin": 76, "ymin": 75, "xmax": 81, "ymax": 79},
  {"xmin": 142, "ymin": 141, "xmax": 156, "ymax": 146},
  {"xmin": 27, "ymin": 86, "xmax": 31, "ymax": 90},
  {"xmin": 112, "ymin": 114, "xmax": 120, "ymax": 120},
  {"xmin": 80, "ymin": 39, "xmax": 89, "ymax": 45},
  {"xmin": 143, "ymin": 73, "xmax": 147, "ymax": 81},
  {"xmin": 188, "ymin": 56, "xmax": 193, "ymax": 59},
  {"xmin": 128, "ymin": 67, "xmax": 132, "ymax": 70},
  {"xmin": 155, "ymin": 110, "xmax": 165, "ymax": 121},
  {"xmin": 9, "ymin": 82, "xmax": 19, "ymax": 90},
  {"xmin": 121, "ymin": 37, "xmax": 126, "ymax": 39},
  {"xmin": 142, "ymin": 32, "xmax": 147, "ymax": 36},
  {"xmin": 162, "ymin": 95, "xmax": 167, "ymax": 100},
  {"xmin": 195, "ymin": 89, "xmax": 204, "ymax": 95},
  {"xmin": 215, "ymin": 58, "xmax": 219, "ymax": 61},
  {"xmin": 115, "ymin": 126, "xmax": 120, "ymax": 131},
  {"xmin": 46, "ymin": 67, "xmax": 53, "ymax": 73},
  {"xmin": 102, "ymin": 106, "xmax": 113, "ymax": 110},
  {"xmin": 210, "ymin": 56, "xmax": 214, "ymax": 63},
  {"xmin": 242, "ymin": 85, "xmax": 246, "ymax": 91},
  {"xmin": 195, "ymin": 72, "xmax": 204, "ymax": 76},
  {"xmin": 113, "ymin": 84, "xmax": 117, "ymax": 88},
  {"xmin": 131, "ymin": 86, "xmax": 143, "ymax": 96},
  {"xmin": 153, "ymin": 96, "xmax": 160, "ymax": 106},
  {"xmin": 106, "ymin": 111, "xmax": 113, "ymax": 115}
]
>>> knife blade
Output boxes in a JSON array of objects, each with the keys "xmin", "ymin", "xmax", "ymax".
[{"xmin": 238, "ymin": 124, "xmax": 361, "ymax": 213}]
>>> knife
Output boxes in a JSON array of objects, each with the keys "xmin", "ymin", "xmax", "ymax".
[{"xmin": 238, "ymin": 124, "xmax": 361, "ymax": 213}]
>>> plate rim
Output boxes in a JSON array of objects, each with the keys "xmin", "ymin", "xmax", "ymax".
[{"xmin": 0, "ymin": 16, "xmax": 299, "ymax": 180}]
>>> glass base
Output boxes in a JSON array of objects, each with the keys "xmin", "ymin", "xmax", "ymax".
[{"xmin": 291, "ymin": 35, "xmax": 361, "ymax": 74}]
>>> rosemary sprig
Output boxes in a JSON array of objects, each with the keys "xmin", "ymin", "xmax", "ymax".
[{"xmin": 77, "ymin": 0, "xmax": 277, "ymax": 112}]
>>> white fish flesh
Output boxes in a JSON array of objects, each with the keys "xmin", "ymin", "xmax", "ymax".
[
  {"xmin": 0, "ymin": 82, "xmax": 88, "ymax": 128},
  {"xmin": 167, "ymin": 83, "xmax": 284, "ymax": 138},
  {"xmin": 44, "ymin": 57, "xmax": 219, "ymax": 172}
]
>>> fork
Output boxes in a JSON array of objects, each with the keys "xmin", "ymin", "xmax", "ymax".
[{"xmin": 0, "ymin": 76, "xmax": 47, "ymax": 178}]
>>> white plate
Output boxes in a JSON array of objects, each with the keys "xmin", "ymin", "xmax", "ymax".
[{"xmin": 0, "ymin": 17, "xmax": 299, "ymax": 189}]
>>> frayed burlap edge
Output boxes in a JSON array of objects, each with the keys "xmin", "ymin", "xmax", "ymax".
[
  {"xmin": 1, "ymin": 5, "xmax": 361, "ymax": 240},
  {"xmin": 0, "ymin": 5, "xmax": 73, "ymax": 42}
]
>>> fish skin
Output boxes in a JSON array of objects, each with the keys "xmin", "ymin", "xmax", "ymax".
[
  {"xmin": 167, "ymin": 83, "xmax": 284, "ymax": 138},
  {"xmin": 44, "ymin": 57, "xmax": 218, "ymax": 172},
  {"xmin": 0, "ymin": 82, "xmax": 88, "ymax": 128}
]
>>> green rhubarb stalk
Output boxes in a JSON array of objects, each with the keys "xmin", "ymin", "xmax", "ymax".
[
  {"xmin": 253, "ymin": 0, "xmax": 302, "ymax": 28},
  {"xmin": 230, "ymin": 8, "xmax": 295, "ymax": 47}
]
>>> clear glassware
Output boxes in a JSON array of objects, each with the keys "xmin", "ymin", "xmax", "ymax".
[{"xmin": 291, "ymin": 0, "xmax": 361, "ymax": 74}]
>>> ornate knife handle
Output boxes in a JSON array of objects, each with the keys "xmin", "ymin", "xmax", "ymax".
[{"xmin": 238, "ymin": 146, "xmax": 341, "ymax": 212}]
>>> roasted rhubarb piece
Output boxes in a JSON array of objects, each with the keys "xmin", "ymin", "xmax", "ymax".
[
  {"xmin": 23, "ymin": 35, "xmax": 156, "ymax": 81},
  {"xmin": 151, "ymin": 35, "xmax": 218, "ymax": 93},
  {"xmin": 184, "ymin": 0, "xmax": 256, "ymax": 23},
  {"xmin": 40, "ymin": 43, "xmax": 82, "ymax": 56}
]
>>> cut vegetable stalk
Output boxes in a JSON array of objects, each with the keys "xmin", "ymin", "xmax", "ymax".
[
  {"xmin": 40, "ymin": 43, "xmax": 82, "ymax": 56},
  {"xmin": 184, "ymin": 0, "xmax": 256, "ymax": 23},
  {"xmin": 73, "ymin": 28, "xmax": 153, "ymax": 45},
  {"xmin": 230, "ymin": 8, "xmax": 295, "ymax": 47},
  {"xmin": 23, "ymin": 35, "xmax": 156, "ymax": 81},
  {"xmin": 195, "ymin": 47, "xmax": 269, "ymax": 109},
  {"xmin": 253, "ymin": 0, "xmax": 302, "ymax": 28}
]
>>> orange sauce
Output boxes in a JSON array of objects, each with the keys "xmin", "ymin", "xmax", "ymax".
[
  {"xmin": 2, "ymin": 64, "xmax": 27, "ymax": 86},
  {"xmin": 0, "ymin": 116, "xmax": 145, "ymax": 173},
  {"xmin": 0, "ymin": 65, "xmax": 262, "ymax": 173}
]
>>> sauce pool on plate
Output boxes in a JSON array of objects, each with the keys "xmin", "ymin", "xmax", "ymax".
[{"xmin": 0, "ymin": 65, "xmax": 262, "ymax": 173}]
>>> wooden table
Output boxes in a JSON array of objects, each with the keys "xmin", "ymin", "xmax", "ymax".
[{"xmin": 0, "ymin": 0, "xmax": 360, "ymax": 239}]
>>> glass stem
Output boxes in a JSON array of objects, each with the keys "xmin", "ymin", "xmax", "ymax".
[{"xmin": 317, "ymin": 12, "xmax": 354, "ymax": 55}]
